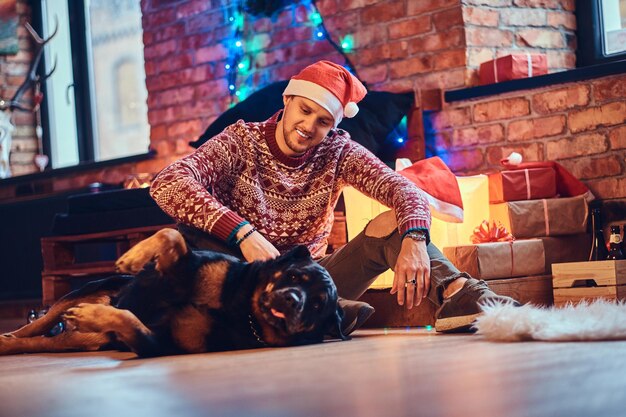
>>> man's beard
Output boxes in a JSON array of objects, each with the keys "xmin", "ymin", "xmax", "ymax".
[{"xmin": 282, "ymin": 124, "xmax": 309, "ymax": 156}]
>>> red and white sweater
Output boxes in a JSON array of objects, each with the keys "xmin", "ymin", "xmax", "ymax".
[{"xmin": 150, "ymin": 112, "xmax": 431, "ymax": 258}]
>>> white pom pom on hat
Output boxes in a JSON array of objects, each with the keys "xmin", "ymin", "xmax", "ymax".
[
  {"xmin": 282, "ymin": 60, "xmax": 367, "ymax": 127},
  {"xmin": 344, "ymin": 101, "xmax": 359, "ymax": 118},
  {"xmin": 502, "ymin": 152, "xmax": 523, "ymax": 165}
]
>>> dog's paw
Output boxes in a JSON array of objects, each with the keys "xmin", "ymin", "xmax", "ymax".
[
  {"xmin": 0, "ymin": 335, "xmax": 16, "ymax": 355},
  {"xmin": 116, "ymin": 244, "xmax": 155, "ymax": 274},
  {"xmin": 116, "ymin": 228, "xmax": 186, "ymax": 274},
  {"xmin": 64, "ymin": 303, "xmax": 117, "ymax": 333}
]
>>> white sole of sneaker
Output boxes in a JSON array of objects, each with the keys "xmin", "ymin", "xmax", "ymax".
[{"xmin": 434, "ymin": 312, "xmax": 482, "ymax": 333}]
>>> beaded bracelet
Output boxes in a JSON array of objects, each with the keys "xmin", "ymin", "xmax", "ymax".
[
  {"xmin": 402, "ymin": 229, "xmax": 428, "ymax": 242},
  {"xmin": 235, "ymin": 227, "xmax": 257, "ymax": 246}
]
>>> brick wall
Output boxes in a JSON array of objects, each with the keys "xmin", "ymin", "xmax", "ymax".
[
  {"xmin": 1, "ymin": 0, "xmax": 623, "ymax": 202},
  {"xmin": 430, "ymin": 72, "xmax": 626, "ymax": 198},
  {"xmin": 463, "ymin": 0, "xmax": 577, "ymax": 84},
  {"xmin": 141, "ymin": 0, "xmax": 475, "ymax": 169},
  {"xmin": 141, "ymin": 0, "xmax": 577, "ymax": 170},
  {"xmin": 0, "ymin": 0, "xmax": 38, "ymax": 177}
]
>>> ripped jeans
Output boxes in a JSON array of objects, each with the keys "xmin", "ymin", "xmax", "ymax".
[{"xmin": 178, "ymin": 213, "xmax": 469, "ymax": 307}]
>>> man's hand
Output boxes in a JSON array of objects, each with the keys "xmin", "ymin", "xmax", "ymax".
[
  {"xmin": 237, "ymin": 225, "xmax": 280, "ymax": 262},
  {"xmin": 390, "ymin": 238, "xmax": 431, "ymax": 308}
]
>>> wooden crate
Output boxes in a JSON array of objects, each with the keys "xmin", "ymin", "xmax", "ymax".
[{"xmin": 552, "ymin": 260, "xmax": 626, "ymax": 306}]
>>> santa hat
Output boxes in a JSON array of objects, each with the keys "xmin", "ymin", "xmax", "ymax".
[
  {"xmin": 283, "ymin": 60, "xmax": 367, "ymax": 127},
  {"xmin": 398, "ymin": 157, "xmax": 465, "ymax": 223}
]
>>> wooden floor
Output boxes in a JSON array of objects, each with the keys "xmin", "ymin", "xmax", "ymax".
[{"xmin": 1, "ymin": 326, "xmax": 626, "ymax": 417}]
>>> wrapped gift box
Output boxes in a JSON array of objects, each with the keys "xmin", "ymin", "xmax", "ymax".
[
  {"xmin": 343, "ymin": 186, "xmax": 394, "ymax": 289},
  {"xmin": 489, "ymin": 167, "xmax": 557, "ymax": 203},
  {"xmin": 490, "ymin": 196, "xmax": 588, "ymax": 239},
  {"xmin": 429, "ymin": 175, "xmax": 489, "ymax": 249},
  {"xmin": 552, "ymin": 260, "xmax": 626, "ymax": 306},
  {"xmin": 540, "ymin": 234, "xmax": 592, "ymax": 273},
  {"xmin": 443, "ymin": 240, "xmax": 545, "ymax": 280},
  {"xmin": 479, "ymin": 54, "xmax": 548, "ymax": 85},
  {"xmin": 343, "ymin": 174, "xmax": 489, "ymax": 288}
]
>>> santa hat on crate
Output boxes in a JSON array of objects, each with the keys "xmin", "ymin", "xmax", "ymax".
[
  {"xmin": 283, "ymin": 60, "xmax": 367, "ymax": 127},
  {"xmin": 398, "ymin": 157, "xmax": 465, "ymax": 223},
  {"xmin": 501, "ymin": 152, "xmax": 595, "ymax": 202}
]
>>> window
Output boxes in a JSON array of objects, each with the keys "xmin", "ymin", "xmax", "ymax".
[
  {"xmin": 36, "ymin": 0, "xmax": 149, "ymax": 170},
  {"xmin": 601, "ymin": 0, "xmax": 626, "ymax": 55},
  {"xmin": 576, "ymin": 0, "xmax": 626, "ymax": 66}
]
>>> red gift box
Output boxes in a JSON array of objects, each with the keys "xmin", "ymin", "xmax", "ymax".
[
  {"xmin": 489, "ymin": 167, "xmax": 557, "ymax": 203},
  {"xmin": 479, "ymin": 54, "xmax": 548, "ymax": 85}
]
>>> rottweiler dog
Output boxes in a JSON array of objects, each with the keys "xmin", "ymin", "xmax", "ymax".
[{"xmin": 0, "ymin": 228, "xmax": 347, "ymax": 357}]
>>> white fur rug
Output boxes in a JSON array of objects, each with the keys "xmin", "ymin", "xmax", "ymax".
[{"xmin": 474, "ymin": 300, "xmax": 626, "ymax": 342}]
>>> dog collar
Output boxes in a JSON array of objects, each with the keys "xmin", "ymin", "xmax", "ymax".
[{"xmin": 248, "ymin": 314, "xmax": 267, "ymax": 347}]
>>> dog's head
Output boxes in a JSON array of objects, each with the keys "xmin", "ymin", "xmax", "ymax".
[{"xmin": 251, "ymin": 246, "xmax": 347, "ymax": 346}]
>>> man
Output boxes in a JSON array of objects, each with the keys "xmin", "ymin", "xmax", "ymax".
[{"xmin": 150, "ymin": 60, "xmax": 518, "ymax": 334}]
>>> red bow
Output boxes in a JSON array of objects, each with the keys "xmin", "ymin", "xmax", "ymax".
[{"xmin": 471, "ymin": 220, "xmax": 515, "ymax": 244}]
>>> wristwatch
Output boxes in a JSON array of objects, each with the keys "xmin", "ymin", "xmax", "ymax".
[{"xmin": 403, "ymin": 230, "xmax": 428, "ymax": 242}]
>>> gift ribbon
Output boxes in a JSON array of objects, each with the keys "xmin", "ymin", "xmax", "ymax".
[
  {"xmin": 508, "ymin": 241, "xmax": 515, "ymax": 276},
  {"xmin": 493, "ymin": 59, "xmax": 498, "ymax": 83},
  {"xmin": 543, "ymin": 199, "xmax": 550, "ymax": 236},
  {"xmin": 524, "ymin": 168, "xmax": 531, "ymax": 199},
  {"xmin": 471, "ymin": 220, "xmax": 514, "ymax": 244}
]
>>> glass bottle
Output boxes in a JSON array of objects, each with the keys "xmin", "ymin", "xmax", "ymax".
[
  {"xmin": 590, "ymin": 207, "xmax": 609, "ymax": 261},
  {"xmin": 607, "ymin": 225, "xmax": 624, "ymax": 260}
]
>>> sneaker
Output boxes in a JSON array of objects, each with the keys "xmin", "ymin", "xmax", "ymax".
[
  {"xmin": 434, "ymin": 278, "xmax": 520, "ymax": 333},
  {"xmin": 339, "ymin": 298, "xmax": 375, "ymax": 336}
]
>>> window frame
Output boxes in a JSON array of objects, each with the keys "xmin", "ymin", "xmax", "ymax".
[
  {"xmin": 576, "ymin": 0, "xmax": 626, "ymax": 67},
  {"xmin": 30, "ymin": 0, "xmax": 151, "ymax": 173}
]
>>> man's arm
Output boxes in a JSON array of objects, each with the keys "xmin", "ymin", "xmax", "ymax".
[
  {"xmin": 340, "ymin": 142, "xmax": 432, "ymax": 307},
  {"xmin": 150, "ymin": 125, "xmax": 279, "ymax": 261}
]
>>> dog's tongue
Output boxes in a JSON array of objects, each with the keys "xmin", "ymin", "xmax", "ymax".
[{"xmin": 271, "ymin": 308, "xmax": 286, "ymax": 319}]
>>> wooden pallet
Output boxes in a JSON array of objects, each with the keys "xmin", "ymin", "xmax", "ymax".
[
  {"xmin": 552, "ymin": 260, "xmax": 626, "ymax": 306},
  {"xmin": 40, "ymin": 225, "xmax": 174, "ymax": 305},
  {"xmin": 38, "ymin": 215, "xmax": 349, "ymax": 306}
]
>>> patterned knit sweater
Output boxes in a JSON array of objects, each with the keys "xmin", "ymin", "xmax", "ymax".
[{"xmin": 150, "ymin": 112, "xmax": 431, "ymax": 259}]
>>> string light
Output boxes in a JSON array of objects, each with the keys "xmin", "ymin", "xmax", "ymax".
[
  {"xmin": 308, "ymin": 0, "xmax": 361, "ymax": 80},
  {"xmin": 223, "ymin": 0, "xmax": 371, "ymax": 113},
  {"xmin": 388, "ymin": 116, "xmax": 408, "ymax": 148}
]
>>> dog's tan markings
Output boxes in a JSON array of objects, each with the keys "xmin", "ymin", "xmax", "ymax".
[
  {"xmin": 171, "ymin": 306, "xmax": 212, "ymax": 353},
  {"xmin": 64, "ymin": 303, "xmax": 154, "ymax": 352},
  {"xmin": 191, "ymin": 261, "xmax": 230, "ymax": 308},
  {"xmin": 64, "ymin": 304, "xmax": 127, "ymax": 333},
  {"xmin": 8, "ymin": 294, "xmax": 112, "ymax": 339},
  {"xmin": 251, "ymin": 289, "xmax": 287, "ymax": 346},
  {"xmin": 0, "ymin": 331, "xmax": 111, "ymax": 355},
  {"xmin": 116, "ymin": 228, "xmax": 188, "ymax": 274}
]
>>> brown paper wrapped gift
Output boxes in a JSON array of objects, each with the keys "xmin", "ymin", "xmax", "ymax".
[
  {"xmin": 540, "ymin": 234, "xmax": 591, "ymax": 274},
  {"xmin": 490, "ymin": 196, "xmax": 588, "ymax": 239},
  {"xmin": 443, "ymin": 240, "xmax": 545, "ymax": 280}
]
